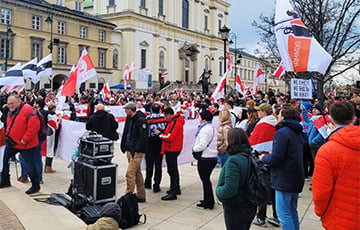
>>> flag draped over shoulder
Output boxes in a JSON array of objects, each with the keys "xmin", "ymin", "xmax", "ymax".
[
  {"xmin": 36, "ymin": 54, "xmax": 52, "ymax": 82},
  {"xmin": 0, "ymin": 63, "xmax": 24, "ymax": 86},
  {"xmin": 22, "ymin": 58, "xmax": 38, "ymax": 82},
  {"xmin": 275, "ymin": 0, "xmax": 332, "ymax": 74},
  {"xmin": 75, "ymin": 49, "xmax": 97, "ymax": 85}
]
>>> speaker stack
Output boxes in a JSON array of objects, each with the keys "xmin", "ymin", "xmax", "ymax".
[{"xmin": 73, "ymin": 132, "xmax": 117, "ymax": 205}]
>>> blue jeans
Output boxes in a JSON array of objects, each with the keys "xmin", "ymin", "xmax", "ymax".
[
  {"xmin": 19, "ymin": 142, "xmax": 43, "ymax": 181},
  {"xmin": 1, "ymin": 144, "xmax": 40, "ymax": 188},
  {"xmin": 275, "ymin": 190, "xmax": 300, "ymax": 230},
  {"xmin": 217, "ymin": 153, "xmax": 229, "ymax": 167}
]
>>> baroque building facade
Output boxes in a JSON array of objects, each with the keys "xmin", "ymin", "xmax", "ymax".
[
  {"xmin": 83, "ymin": 0, "xmax": 231, "ymax": 89},
  {"xmin": 0, "ymin": 0, "xmax": 118, "ymax": 90}
]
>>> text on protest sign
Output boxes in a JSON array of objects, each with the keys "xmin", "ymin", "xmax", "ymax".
[{"xmin": 291, "ymin": 78, "xmax": 312, "ymax": 99}]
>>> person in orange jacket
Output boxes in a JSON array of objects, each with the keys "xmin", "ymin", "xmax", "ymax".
[{"xmin": 312, "ymin": 101, "xmax": 360, "ymax": 230}]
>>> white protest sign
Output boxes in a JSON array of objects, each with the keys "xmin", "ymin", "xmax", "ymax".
[{"xmin": 291, "ymin": 78, "xmax": 312, "ymax": 99}]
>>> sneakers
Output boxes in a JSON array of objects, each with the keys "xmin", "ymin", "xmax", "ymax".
[
  {"xmin": 25, "ymin": 186, "xmax": 40, "ymax": 195},
  {"xmin": 253, "ymin": 217, "xmax": 267, "ymax": 227},
  {"xmin": 267, "ymin": 216, "xmax": 280, "ymax": 227},
  {"xmin": 17, "ymin": 176, "xmax": 29, "ymax": 183}
]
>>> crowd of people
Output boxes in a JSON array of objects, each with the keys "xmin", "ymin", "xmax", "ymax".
[{"xmin": 0, "ymin": 86, "xmax": 359, "ymax": 230}]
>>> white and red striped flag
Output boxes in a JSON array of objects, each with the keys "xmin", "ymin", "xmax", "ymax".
[
  {"xmin": 101, "ymin": 82, "xmax": 111, "ymax": 99},
  {"xmin": 211, "ymin": 71, "xmax": 229, "ymax": 102},
  {"xmin": 129, "ymin": 62, "xmax": 136, "ymax": 80},
  {"xmin": 75, "ymin": 49, "xmax": 97, "ymax": 85},
  {"xmin": 123, "ymin": 64, "xmax": 129, "ymax": 89},
  {"xmin": 235, "ymin": 72, "xmax": 244, "ymax": 95},
  {"xmin": 252, "ymin": 64, "xmax": 265, "ymax": 96},
  {"xmin": 226, "ymin": 52, "xmax": 232, "ymax": 73},
  {"xmin": 273, "ymin": 61, "xmax": 286, "ymax": 78},
  {"xmin": 161, "ymin": 72, "xmax": 168, "ymax": 78}
]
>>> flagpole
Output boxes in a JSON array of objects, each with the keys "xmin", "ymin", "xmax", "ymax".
[{"xmin": 308, "ymin": 72, "xmax": 327, "ymax": 125}]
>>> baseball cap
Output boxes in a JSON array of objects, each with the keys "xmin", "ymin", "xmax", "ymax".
[
  {"xmin": 254, "ymin": 103, "xmax": 273, "ymax": 115},
  {"xmin": 123, "ymin": 102, "xmax": 136, "ymax": 110}
]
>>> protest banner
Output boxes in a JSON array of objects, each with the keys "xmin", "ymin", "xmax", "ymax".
[{"xmin": 291, "ymin": 78, "xmax": 312, "ymax": 99}]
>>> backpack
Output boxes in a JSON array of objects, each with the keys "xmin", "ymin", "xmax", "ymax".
[
  {"xmin": 116, "ymin": 192, "xmax": 146, "ymax": 229},
  {"xmin": 28, "ymin": 110, "xmax": 47, "ymax": 142},
  {"xmin": 240, "ymin": 150, "xmax": 271, "ymax": 206}
]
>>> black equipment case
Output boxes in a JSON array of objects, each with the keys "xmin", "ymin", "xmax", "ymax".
[
  {"xmin": 79, "ymin": 134, "xmax": 114, "ymax": 160},
  {"xmin": 74, "ymin": 161, "xmax": 117, "ymax": 204}
]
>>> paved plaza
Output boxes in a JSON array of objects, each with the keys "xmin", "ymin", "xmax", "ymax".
[{"xmin": 0, "ymin": 145, "xmax": 323, "ymax": 230}]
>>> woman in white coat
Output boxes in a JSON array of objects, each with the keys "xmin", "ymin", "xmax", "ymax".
[{"xmin": 193, "ymin": 110, "xmax": 218, "ymax": 209}]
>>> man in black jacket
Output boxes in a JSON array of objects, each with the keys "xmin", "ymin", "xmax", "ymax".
[
  {"xmin": 120, "ymin": 102, "xmax": 148, "ymax": 202},
  {"xmin": 86, "ymin": 104, "xmax": 119, "ymax": 141}
]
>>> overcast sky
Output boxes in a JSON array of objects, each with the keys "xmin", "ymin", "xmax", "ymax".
[{"xmin": 228, "ymin": 0, "xmax": 275, "ymax": 55}]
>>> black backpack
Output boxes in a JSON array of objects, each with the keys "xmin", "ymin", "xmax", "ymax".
[
  {"xmin": 117, "ymin": 192, "xmax": 146, "ymax": 229},
  {"xmin": 240, "ymin": 151, "xmax": 271, "ymax": 206},
  {"xmin": 231, "ymin": 111, "xmax": 242, "ymax": 125},
  {"xmin": 28, "ymin": 110, "xmax": 47, "ymax": 142}
]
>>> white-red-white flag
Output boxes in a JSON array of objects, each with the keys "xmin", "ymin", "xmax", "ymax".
[
  {"xmin": 101, "ymin": 82, "xmax": 111, "ymax": 99},
  {"xmin": 271, "ymin": 77, "xmax": 277, "ymax": 86},
  {"xmin": 235, "ymin": 72, "xmax": 244, "ymax": 95},
  {"xmin": 252, "ymin": 64, "xmax": 265, "ymax": 95},
  {"xmin": 76, "ymin": 49, "xmax": 97, "ymax": 85},
  {"xmin": 61, "ymin": 65, "xmax": 77, "ymax": 96},
  {"xmin": 129, "ymin": 62, "xmax": 136, "ymax": 80},
  {"xmin": 275, "ymin": 0, "xmax": 332, "ymax": 75},
  {"xmin": 161, "ymin": 72, "xmax": 168, "ymax": 78},
  {"xmin": 123, "ymin": 64, "xmax": 129, "ymax": 89},
  {"xmin": 55, "ymin": 83, "xmax": 66, "ymax": 107},
  {"xmin": 211, "ymin": 71, "xmax": 229, "ymax": 102},
  {"xmin": 273, "ymin": 60, "xmax": 286, "ymax": 78},
  {"xmin": 226, "ymin": 52, "xmax": 232, "ymax": 73}
]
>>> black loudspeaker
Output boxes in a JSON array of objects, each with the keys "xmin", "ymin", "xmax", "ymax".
[
  {"xmin": 356, "ymin": 81, "xmax": 360, "ymax": 89},
  {"xmin": 74, "ymin": 161, "xmax": 117, "ymax": 204}
]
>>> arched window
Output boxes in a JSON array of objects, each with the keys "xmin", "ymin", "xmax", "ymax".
[
  {"xmin": 159, "ymin": 51, "xmax": 165, "ymax": 68},
  {"xmin": 112, "ymin": 49, "xmax": 118, "ymax": 69},
  {"xmin": 159, "ymin": 0, "xmax": 164, "ymax": 15},
  {"xmin": 182, "ymin": 0, "xmax": 189, "ymax": 28}
]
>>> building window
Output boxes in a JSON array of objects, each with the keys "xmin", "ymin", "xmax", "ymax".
[
  {"xmin": 80, "ymin": 26, "xmax": 87, "ymax": 39},
  {"xmin": 159, "ymin": 0, "xmax": 163, "ymax": 15},
  {"xmin": 56, "ymin": 0, "xmax": 63, "ymax": 6},
  {"xmin": 112, "ymin": 49, "xmax": 118, "ymax": 69},
  {"xmin": 204, "ymin": 15, "xmax": 208, "ymax": 30},
  {"xmin": 182, "ymin": 0, "xmax": 189, "ymax": 28},
  {"xmin": 99, "ymin": 30, "xmax": 105, "ymax": 42},
  {"xmin": 98, "ymin": 49, "xmax": 106, "ymax": 68},
  {"xmin": 57, "ymin": 45, "xmax": 67, "ymax": 64},
  {"xmin": 159, "ymin": 51, "xmax": 164, "ymax": 68},
  {"xmin": 109, "ymin": 0, "xmax": 115, "ymax": 6},
  {"xmin": 1, "ymin": 8, "xmax": 11, "ymax": 25},
  {"xmin": 58, "ymin": 21, "xmax": 66, "ymax": 35},
  {"xmin": 0, "ymin": 38, "xmax": 12, "ymax": 59},
  {"xmin": 140, "ymin": 0, "xmax": 146, "ymax": 8},
  {"xmin": 219, "ymin": 61, "xmax": 223, "ymax": 75},
  {"xmin": 31, "ymin": 38, "xmax": 43, "ymax": 59},
  {"xmin": 218, "ymin": 19, "xmax": 222, "ymax": 30},
  {"xmin": 75, "ymin": 1, "xmax": 82, "ymax": 11},
  {"xmin": 141, "ymin": 49, "xmax": 146, "ymax": 68},
  {"xmin": 32, "ymin": 15, "xmax": 41, "ymax": 30}
]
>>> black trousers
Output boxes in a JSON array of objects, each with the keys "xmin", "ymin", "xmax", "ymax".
[
  {"xmin": 165, "ymin": 151, "xmax": 180, "ymax": 192},
  {"xmin": 197, "ymin": 158, "xmax": 217, "ymax": 207},
  {"xmin": 145, "ymin": 141, "xmax": 163, "ymax": 187},
  {"xmin": 303, "ymin": 141, "xmax": 313, "ymax": 178},
  {"xmin": 257, "ymin": 188, "xmax": 278, "ymax": 220},
  {"xmin": 224, "ymin": 203, "xmax": 257, "ymax": 230}
]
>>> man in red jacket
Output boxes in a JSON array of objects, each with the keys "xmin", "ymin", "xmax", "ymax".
[
  {"xmin": 156, "ymin": 107, "xmax": 185, "ymax": 201},
  {"xmin": 0, "ymin": 95, "xmax": 41, "ymax": 194},
  {"xmin": 312, "ymin": 102, "xmax": 360, "ymax": 230}
]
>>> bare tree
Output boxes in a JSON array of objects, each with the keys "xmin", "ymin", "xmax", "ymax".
[{"xmin": 253, "ymin": 0, "xmax": 360, "ymax": 101}]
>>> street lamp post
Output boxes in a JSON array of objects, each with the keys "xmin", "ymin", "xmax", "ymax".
[
  {"xmin": 45, "ymin": 13, "xmax": 53, "ymax": 54},
  {"xmin": 229, "ymin": 32, "xmax": 241, "ymax": 89},
  {"xmin": 4, "ymin": 24, "xmax": 13, "ymax": 71},
  {"xmin": 219, "ymin": 25, "xmax": 230, "ymax": 96}
]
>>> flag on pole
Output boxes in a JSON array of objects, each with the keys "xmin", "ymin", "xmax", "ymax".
[
  {"xmin": 235, "ymin": 72, "xmax": 244, "ymax": 95},
  {"xmin": 252, "ymin": 64, "xmax": 265, "ymax": 96},
  {"xmin": 271, "ymin": 77, "xmax": 277, "ymax": 86},
  {"xmin": 161, "ymin": 72, "xmax": 168, "ymax": 78},
  {"xmin": 211, "ymin": 71, "xmax": 229, "ymax": 102},
  {"xmin": 22, "ymin": 58, "xmax": 38, "ymax": 82},
  {"xmin": 226, "ymin": 52, "xmax": 232, "ymax": 73},
  {"xmin": 0, "ymin": 63, "xmax": 25, "ymax": 86},
  {"xmin": 76, "ymin": 49, "xmax": 97, "ymax": 85},
  {"xmin": 55, "ymin": 83, "xmax": 66, "ymax": 107},
  {"xmin": 129, "ymin": 62, "xmax": 136, "ymax": 80},
  {"xmin": 275, "ymin": 0, "xmax": 332, "ymax": 74},
  {"xmin": 61, "ymin": 65, "xmax": 77, "ymax": 96},
  {"xmin": 100, "ymin": 82, "xmax": 111, "ymax": 99},
  {"xmin": 123, "ymin": 64, "xmax": 129, "ymax": 89},
  {"xmin": 36, "ymin": 54, "xmax": 52, "ymax": 82},
  {"xmin": 273, "ymin": 60, "xmax": 285, "ymax": 78}
]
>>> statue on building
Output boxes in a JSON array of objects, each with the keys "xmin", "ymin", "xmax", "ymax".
[{"xmin": 198, "ymin": 69, "xmax": 212, "ymax": 95}]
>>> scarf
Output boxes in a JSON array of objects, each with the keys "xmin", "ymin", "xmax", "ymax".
[{"xmin": 195, "ymin": 121, "xmax": 212, "ymax": 137}]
